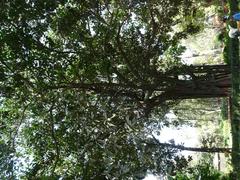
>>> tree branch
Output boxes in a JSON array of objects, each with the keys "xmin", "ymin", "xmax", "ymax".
[
  {"xmin": 151, "ymin": 135, "xmax": 231, "ymax": 153},
  {"xmin": 49, "ymin": 105, "xmax": 60, "ymax": 175}
]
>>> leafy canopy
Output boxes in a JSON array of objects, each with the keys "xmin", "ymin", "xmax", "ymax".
[{"xmin": 0, "ymin": 0, "xmax": 204, "ymax": 179}]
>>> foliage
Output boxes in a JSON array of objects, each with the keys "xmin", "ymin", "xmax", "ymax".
[
  {"xmin": 171, "ymin": 161, "xmax": 230, "ymax": 180},
  {"xmin": 172, "ymin": 98, "xmax": 222, "ymax": 127},
  {"xmin": 222, "ymin": 33, "xmax": 230, "ymax": 64},
  {"xmin": 0, "ymin": 0, "xmax": 209, "ymax": 178},
  {"xmin": 221, "ymin": 98, "xmax": 229, "ymax": 120}
]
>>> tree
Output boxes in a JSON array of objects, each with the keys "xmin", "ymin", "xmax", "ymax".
[{"xmin": 0, "ymin": 0, "xmax": 231, "ymax": 178}]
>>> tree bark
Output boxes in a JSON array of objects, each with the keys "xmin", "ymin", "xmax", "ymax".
[
  {"xmin": 159, "ymin": 142, "xmax": 231, "ymax": 153},
  {"xmin": 150, "ymin": 136, "xmax": 231, "ymax": 153},
  {"xmin": 50, "ymin": 65, "xmax": 233, "ymax": 110}
]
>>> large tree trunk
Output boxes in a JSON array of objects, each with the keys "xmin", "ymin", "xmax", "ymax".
[
  {"xmin": 51, "ymin": 64, "xmax": 233, "ymax": 109},
  {"xmin": 145, "ymin": 64, "xmax": 232, "ymax": 112},
  {"xmin": 49, "ymin": 64, "xmax": 234, "ymax": 117}
]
